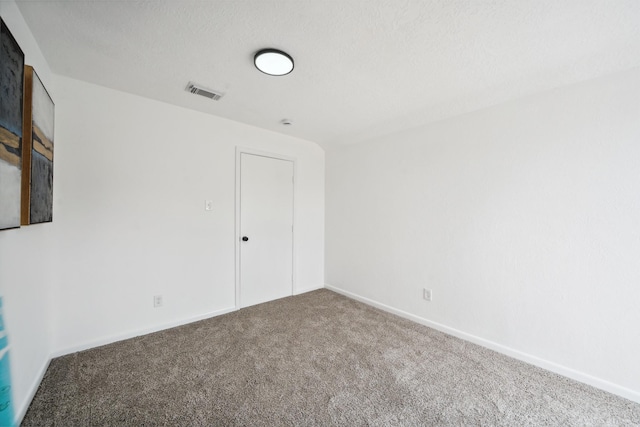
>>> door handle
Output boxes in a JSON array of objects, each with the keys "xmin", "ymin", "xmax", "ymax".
[{"xmin": 242, "ymin": 236, "xmax": 249, "ymax": 242}]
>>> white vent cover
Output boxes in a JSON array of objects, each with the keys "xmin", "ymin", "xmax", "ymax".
[{"xmin": 186, "ymin": 82, "xmax": 224, "ymax": 100}]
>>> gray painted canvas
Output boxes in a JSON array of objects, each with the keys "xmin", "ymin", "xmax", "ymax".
[
  {"xmin": 0, "ymin": 19, "xmax": 24, "ymax": 231},
  {"xmin": 30, "ymin": 151, "xmax": 53, "ymax": 223},
  {"xmin": 28, "ymin": 70, "xmax": 54, "ymax": 224}
]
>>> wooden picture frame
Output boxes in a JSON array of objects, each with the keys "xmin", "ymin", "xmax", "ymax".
[
  {"xmin": 21, "ymin": 65, "xmax": 54, "ymax": 225},
  {"xmin": 0, "ymin": 18, "xmax": 25, "ymax": 231}
]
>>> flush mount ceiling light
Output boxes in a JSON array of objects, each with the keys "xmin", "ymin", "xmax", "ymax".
[{"xmin": 254, "ymin": 49, "xmax": 294, "ymax": 76}]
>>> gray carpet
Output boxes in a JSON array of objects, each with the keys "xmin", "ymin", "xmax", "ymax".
[{"xmin": 23, "ymin": 289, "xmax": 640, "ymax": 426}]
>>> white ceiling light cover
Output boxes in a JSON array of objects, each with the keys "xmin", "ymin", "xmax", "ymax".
[{"xmin": 254, "ymin": 49, "xmax": 294, "ymax": 76}]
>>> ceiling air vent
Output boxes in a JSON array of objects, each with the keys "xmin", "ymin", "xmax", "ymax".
[{"xmin": 186, "ymin": 82, "xmax": 224, "ymax": 101}]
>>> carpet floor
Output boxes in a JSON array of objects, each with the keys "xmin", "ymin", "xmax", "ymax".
[{"xmin": 23, "ymin": 289, "xmax": 640, "ymax": 426}]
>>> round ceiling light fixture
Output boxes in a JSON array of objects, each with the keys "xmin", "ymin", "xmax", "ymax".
[{"xmin": 254, "ymin": 49, "xmax": 294, "ymax": 76}]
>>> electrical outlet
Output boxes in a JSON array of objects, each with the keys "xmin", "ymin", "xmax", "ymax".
[
  {"xmin": 423, "ymin": 288, "xmax": 432, "ymax": 302},
  {"xmin": 205, "ymin": 200, "xmax": 213, "ymax": 211},
  {"xmin": 153, "ymin": 295, "xmax": 163, "ymax": 308}
]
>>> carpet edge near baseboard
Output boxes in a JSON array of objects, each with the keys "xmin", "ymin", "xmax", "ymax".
[
  {"xmin": 17, "ymin": 305, "xmax": 236, "ymax": 425},
  {"xmin": 15, "ymin": 355, "xmax": 50, "ymax": 426},
  {"xmin": 324, "ymin": 283, "xmax": 640, "ymax": 404},
  {"xmin": 17, "ymin": 285, "xmax": 327, "ymax": 424},
  {"xmin": 49, "ymin": 306, "xmax": 238, "ymax": 360}
]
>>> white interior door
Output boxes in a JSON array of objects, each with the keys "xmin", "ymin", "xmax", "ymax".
[{"xmin": 239, "ymin": 152, "xmax": 294, "ymax": 308}]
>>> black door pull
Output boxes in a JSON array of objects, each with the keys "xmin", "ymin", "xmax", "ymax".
[{"xmin": 242, "ymin": 236, "xmax": 249, "ymax": 242}]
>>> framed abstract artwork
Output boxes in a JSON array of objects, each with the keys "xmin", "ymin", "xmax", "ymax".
[
  {"xmin": 0, "ymin": 18, "xmax": 25, "ymax": 231},
  {"xmin": 21, "ymin": 65, "xmax": 54, "ymax": 225}
]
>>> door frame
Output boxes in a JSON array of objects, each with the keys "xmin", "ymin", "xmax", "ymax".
[{"xmin": 235, "ymin": 146, "xmax": 296, "ymax": 309}]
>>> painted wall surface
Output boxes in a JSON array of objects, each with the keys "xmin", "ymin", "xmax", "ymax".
[
  {"xmin": 326, "ymin": 68, "xmax": 640, "ymax": 397},
  {"xmin": 0, "ymin": 0, "xmax": 55, "ymax": 421},
  {"xmin": 49, "ymin": 75, "xmax": 325, "ymax": 354}
]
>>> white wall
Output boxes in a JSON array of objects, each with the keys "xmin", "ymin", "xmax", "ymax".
[
  {"xmin": 326, "ymin": 68, "xmax": 640, "ymax": 401},
  {"xmin": 49, "ymin": 75, "xmax": 325, "ymax": 354},
  {"xmin": 0, "ymin": 1, "xmax": 56, "ymax": 423}
]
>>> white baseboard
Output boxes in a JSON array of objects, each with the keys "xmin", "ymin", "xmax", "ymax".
[
  {"xmin": 294, "ymin": 284, "xmax": 325, "ymax": 295},
  {"xmin": 51, "ymin": 306, "xmax": 237, "ymax": 358},
  {"xmin": 15, "ymin": 355, "xmax": 51, "ymax": 426},
  {"xmin": 17, "ymin": 305, "xmax": 236, "ymax": 424},
  {"xmin": 19, "ymin": 284, "xmax": 638, "ymax": 425},
  {"xmin": 325, "ymin": 284, "xmax": 640, "ymax": 404},
  {"xmin": 18, "ymin": 292, "xmax": 321, "ymax": 422}
]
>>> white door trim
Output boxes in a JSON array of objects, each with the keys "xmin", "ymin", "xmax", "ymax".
[{"xmin": 235, "ymin": 146, "xmax": 296, "ymax": 310}]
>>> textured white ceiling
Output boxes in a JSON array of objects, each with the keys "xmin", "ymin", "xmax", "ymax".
[{"xmin": 16, "ymin": 0, "xmax": 640, "ymax": 147}]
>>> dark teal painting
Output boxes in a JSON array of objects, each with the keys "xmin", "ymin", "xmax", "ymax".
[{"xmin": 0, "ymin": 18, "xmax": 24, "ymax": 231}]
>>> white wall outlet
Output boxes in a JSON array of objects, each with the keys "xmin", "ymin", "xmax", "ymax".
[
  {"xmin": 153, "ymin": 295, "xmax": 163, "ymax": 308},
  {"xmin": 205, "ymin": 200, "xmax": 214, "ymax": 211},
  {"xmin": 423, "ymin": 288, "xmax": 432, "ymax": 301}
]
